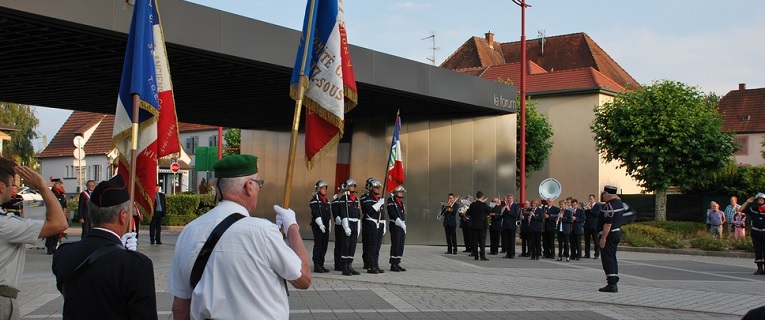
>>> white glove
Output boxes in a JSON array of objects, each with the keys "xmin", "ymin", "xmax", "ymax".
[
  {"xmin": 121, "ymin": 232, "xmax": 137, "ymax": 251},
  {"xmin": 383, "ymin": 221, "xmax": 387, "ymax": 236},
  {"xmin": 315, "ymin": 217, "xmax": 326, "ymax": 233},
  {"xmin": 274, "ymin": 205, "xmax": 297, "ymax": 237},
  {"xmin": 335, "ymin": 216, "xmax": 342, "ymax": 225},
  {"xmin": 402, "ymin": 222, "xmax": 407, "ymax": 234},
  {"xmin": 357, "ymin": 219, "xmax": 361, "ymax": 236},
  {"xmin": 372, "ymin": 199, "xmax": 385, "ymax": 212},
  {"xmin": 342, "ymin": 218, "xmax": 351, "ymax": 236},
  {"xmin": 328, "ymin": 222, "xmax": 331, "ymax": 233},
  {"xmin": 395, "ymin": 217, "xmax": 404, "ymax": 227}
]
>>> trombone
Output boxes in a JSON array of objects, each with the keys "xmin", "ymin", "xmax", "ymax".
[{"xmin": 437, "ymin": 195, "xmax": 459, "ymax": 220}]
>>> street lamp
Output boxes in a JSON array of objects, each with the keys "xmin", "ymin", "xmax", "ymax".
[{"xmin": 512, "ymin": 0, "xmax": 530, "ymax": 203}]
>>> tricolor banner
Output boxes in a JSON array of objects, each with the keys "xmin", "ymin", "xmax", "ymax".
[
  {"xmin": 290, "ymin": 0, "xmax": 358, "ymax": 169},
  {"xmin": 113, "ymin": 0, "xmax": 180, "ymax": 214},
  {"xmin": 386, "ymin": 115, "xmax": 405, "ymax": 193}
]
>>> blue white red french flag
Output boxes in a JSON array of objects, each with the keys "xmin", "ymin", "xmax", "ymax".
[
  {"xmin": 386, "ymin": 115, "xmax": 405, "ymax": 193},
  {"xmin": 290, "ymin": 0, "xmax": 358, "ymax": 169},
  {"xmin": 113, "ymin": 0, "xmax": 180, "ymax": 214}
]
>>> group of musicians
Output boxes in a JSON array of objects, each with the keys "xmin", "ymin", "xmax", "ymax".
[
  {"xmin": 309, "ymin": 178, "xmax": 408, "ymax": 276},
  {"xmin": 443, "ymin": 193, "xmax": 604, "ymax": 262}
]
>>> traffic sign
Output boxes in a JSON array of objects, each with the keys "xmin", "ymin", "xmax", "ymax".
[
  {"xmin": 73, "ymin": 147, "xmax": 85, "ymax": 160},
  {"xmin": 170, "ymin": 161, "xmax": 180, "ymax": 173},
  {"xmin": 73, "ymin": 136, "xmax": 85, "ymax": 147}
]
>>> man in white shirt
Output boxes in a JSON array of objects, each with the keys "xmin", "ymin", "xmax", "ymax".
[
  {"xmin": 168, "ymin": 154, "xmax": 311, "ymax": 320},
  {"xmin": 0, "ymin": 159, "xmax": 68, "ymax": 320}
]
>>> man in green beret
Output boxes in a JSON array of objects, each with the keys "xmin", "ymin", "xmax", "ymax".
[{"xmin": 169, "ymin": 154, "xmax": 311, "ymax": 319}]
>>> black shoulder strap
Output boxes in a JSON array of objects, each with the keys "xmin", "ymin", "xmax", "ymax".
[
  {"xmin": 61, "ymin": 244, "xmax": 123, "ymax": 293},
  {"xmin": 190, "ymin": 213, "xmax": 246, "ymax": 289}
]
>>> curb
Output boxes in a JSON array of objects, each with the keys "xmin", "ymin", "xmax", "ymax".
[{"xmin": 619, "ymin": 245, "xmax": 755, "ymax": 259}]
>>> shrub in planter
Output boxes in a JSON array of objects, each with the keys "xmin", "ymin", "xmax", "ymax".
[
  {"xmin": 730, "ymin": 237, "xmax": 754, "ymax": 252},
  {"xmin": 167, "ymin": 194, "xmax": 201, "ymax": 216},
  {"xmin": 164, "ymin": 214, "xmax": 198, "ymax": 226},
  {"xmin": 690, "ymin": 234, "xmax": 728, "ymax": 251}
]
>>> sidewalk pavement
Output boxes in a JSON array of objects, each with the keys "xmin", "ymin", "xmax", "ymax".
[{"xmin": 16, "ymin": 226, "xmax": 764, "ymax": 319}]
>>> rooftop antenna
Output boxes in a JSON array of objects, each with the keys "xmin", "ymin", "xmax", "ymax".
[
  {"xmin": 421, "ymin": 32, "xmax": 439, "ymax": 65},
  {"xmin": 538, "ymin": 30, "xmax": 546, "ymax": 56}
]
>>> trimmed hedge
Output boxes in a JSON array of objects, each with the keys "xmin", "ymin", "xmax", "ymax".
[{"xmin": 622, "ymin": 221, "xmax": 753, "ymax": 252}]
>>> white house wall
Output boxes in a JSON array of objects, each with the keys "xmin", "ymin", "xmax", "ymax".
[{"xmin": 40, "ymin": 155, "xmax": 111, "ymax": 194}]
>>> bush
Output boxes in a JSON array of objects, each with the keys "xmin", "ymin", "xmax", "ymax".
[
  {"xmin": 164, "ymin": 213, "xmax": 198, "ymax": 226},
  {"xmin": 690, "ymin": 234, "xmax": 728, "ymax": 251},
  {"xmin": 622, "ymin": 231, "xmax": 657, "ymax": 247},
  {"xmin": 730, "ymin": 237, "xmax": 754, "ymax": 251},
  {"xmin": 196, "ymin": 194, "xmax": 217, "ymax": 215},
  {"xmin": 638, "ymin": 221, "xmax": 703, "ymax": 238},
  {"xmin": 167, "ymin": 194, "xmax": 201, "ymax": 216}
]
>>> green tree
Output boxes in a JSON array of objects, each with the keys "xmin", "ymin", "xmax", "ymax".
[
  {"xmin": 517, "ymin": 98, "xmax": 554, "ymax": 187},
  {"xmin": 590, "ymin": 80, "xmax": 737, "ymax": 221},
  {"xmin": 223, "ymin": 128, "xmax": 240, "ymax": 157},
  {"xmin": 0, "ymin": 103, "xmax": 39, "ymax": 165}
]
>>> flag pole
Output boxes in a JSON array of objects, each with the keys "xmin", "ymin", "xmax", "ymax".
[
  {"xmin": 127, "ymin": 93, "xmax": 140, "ymax": 234},
  {"xmin": 283, "ymin": 0, "xmax": 317, "ymax": 209},
  {"xmin": 379, "ymin": 109, "xmax": 400, "ymax": 224}
]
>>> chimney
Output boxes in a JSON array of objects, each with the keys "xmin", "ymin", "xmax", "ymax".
[
  {"xmin": 485, "ymin": 32, "xmax": 494, "ymax": 49},
  {"xmin": 739, "ymin": 83, "xmax": 746, "ymax": 91}
]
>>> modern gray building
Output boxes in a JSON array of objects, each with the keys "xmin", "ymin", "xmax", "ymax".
[{"xmin": 0, "ymin": 0, "xmax": 517, "ymax": 245}]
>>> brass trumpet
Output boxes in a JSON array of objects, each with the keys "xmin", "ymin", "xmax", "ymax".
[{"xmin": 437, "ymin": 195, "xmax": 459, "ymax": 220}]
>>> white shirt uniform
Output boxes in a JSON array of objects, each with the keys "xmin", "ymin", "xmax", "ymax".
[
  {"xmin": 0, "ymin": 209, "xmax": 44, "ymax": 289},
  {"xmin": 168, "ymin": 201, "xmax": 302, "ymax": 320}
]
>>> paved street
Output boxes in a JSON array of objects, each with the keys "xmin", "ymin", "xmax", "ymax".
[{"xmin": 16, "ymin": 227, "xmax": 764, "ymax": 319}]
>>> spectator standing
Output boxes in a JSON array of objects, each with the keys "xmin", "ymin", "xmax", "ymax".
[
  {"xmin": 724, "ymin": 196, "xmax": 740, "ymax": 235},
  {"xmin": 150, "ymin": 185, "xmax": 166, "ymax": 245},
  {"xmin": 706, "ymin": 201, "xmax": 725, "ymax": 238},
  {"xmin": 732, "ymin": 210, "xmax": 747, "ymax": 240},
  {"xmin": 46, "ymin": 178, "xmax": 67, "ymax": 255},
  {"xmin": 198, "ymin": 178, "xmax": 207, "ymax": 194},
  {"xmin": 77, "ymin": 180, "xmax": 96, "ymax": 239}
]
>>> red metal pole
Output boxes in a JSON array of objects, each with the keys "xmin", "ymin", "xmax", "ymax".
[
  {"xmin": 217, "ymin": 126, "xmax": 223, "ymax": 160},
  {"xmin": 517, "ymin": 0, "xmax": 529, "ymax": 203}
]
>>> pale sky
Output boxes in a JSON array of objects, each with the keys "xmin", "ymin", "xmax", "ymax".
[{"xmin": 33, "ymin": 0, "xmax": 765, "ymax": 151}]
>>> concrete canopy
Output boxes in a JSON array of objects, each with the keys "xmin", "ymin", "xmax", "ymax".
[{"xmin": 0, "ymin": 0, "xmax": 516, "ymax": 129}]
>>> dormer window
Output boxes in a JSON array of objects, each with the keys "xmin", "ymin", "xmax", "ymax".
[{"xmin": 741, "ymin": 115, "xmax": 751, "ymax": 121}]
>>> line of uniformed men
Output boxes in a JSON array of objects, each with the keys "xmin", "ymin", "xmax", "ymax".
[{"xmin": 309, "ymin": 178, "xmax": 408, "ymax": 276}]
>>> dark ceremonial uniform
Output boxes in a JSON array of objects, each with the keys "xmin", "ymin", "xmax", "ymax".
[
  {"xmin": 442, "ymin": 201, "xmax": 460, "ymax": 254},
  {"xmin": 571, "ymin": 208, "xmax": 585, "ymax": 260},
  {"xmin": 529, "ymin": 206, "xmax": 544, "ymax": 259},
  {"xmin": 489, "ymin": 205, "xmax": 502, "ymax": 255},
  {"xmin": 332, "ymin": 195, "xmax": 344, "ymax": 271},
  {"xmin": 150, "ymin": 192, "xmax": 166, "ymax": 244},
  {"xmin": 388, "ymin": 194, "xmax": 407, "ymax": 267},
  {"xmin": 310, "ymin": 193, "xmax": 332, "ymax": 271},
  {"xmin": 742, "ymin": 203, "xmax": 765, "ymax": 274},
  {"xmin": 46, "ymin": 188, "xmax": 67, "ymax": 254},
  {"xmin": 543, "ymin": 205, "xmax": 560, "ymax": 259},
  {"xmin": 501, "ymin": 202, "xmax": 519, "ymax": 258},
  {"xmin": 78, "ymin": 189, "xmax": 93, "ymax": 238},
  {"xmin": 598, "ymin": 197, "xmax": 625, "ymax": 291},
  {"xmin": 52, "ymin": 229, "xmax": 157, "ymax": 320},
  {"xmin": 459, "ymin": 204, "xmax": 472, "ymax": 252},
  {"xmin": 520, "ymin": 208, "xmax": 532, "ymax": 257},
  {"xmin": 468, "ymin": 201, "xmax": 492, "ymax": 260},
  {"xmin": 361, "ymin": 192, "xmax": 385, "ymax": 272},
  {"xmin": 584, "ymin": 202, "xmax": 601, "ymax": 258},
  {"xmin": 339, "ymin": 192, "xmax": 361, "ymax": 273},
  {"xmin": 558, "ymin": 209, "xmax": 573, "ymax": 259}
]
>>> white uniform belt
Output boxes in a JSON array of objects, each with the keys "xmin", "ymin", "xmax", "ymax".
[
  {"xmin": 347, "ymin": 218, "xmax": 359, "ymax": 222},
  {"xmin": 752, "ymin": 227, "xmax": 765, "ymax": 232},
  {"xmin": 365, "ymin": 217, "xmax": 381, "ymax": 223},
  {"xmin": 390, "ymin": 220, "xmax": 405, "ymax": 223},
  {"xmin": 598, "ymin": 228, "xmax": 620, "ymax": 235}
]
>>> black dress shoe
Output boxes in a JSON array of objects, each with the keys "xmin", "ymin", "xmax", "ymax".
[
  {"xmin": 314, "ymin": 266, "xmax": 324, "ymax": 273},
  {"xmin": 500, "ymin": 250, "xmax": 506, "ymax": 253},
  {"xmin": 321, "ymin": 266, "xmax": 330, "ymax": 273},
  {"xmin": 156, "ymin": 241, "xmax": 162, "ymax": 245},
  {"xmin": 474, "ymin": 256, "xmax": 479, "ymax": 260},
  {"xmin": 480, "ymin": 257, "xmax": 490, "ymax": 261},
  {"xmin": 503, "ymin": 255, "xmax": 511, "ymax": 258},
  {"xmin": 598, "ymin": 284, "xmax": 618, "ymax": 293},
  {"xmin": 463, "ymin": 249, "xmax": 471, "ymax": 252},
  {"xmin": 367, "ymin": 267, "xmax": 379, "ymax": 274},
  {"xmin": 445, "ymin": 251, "xmax": 452, "ymax": 254},
  {"xmin": 452, "ymin": 251, "xmax": 458, "ymax": 255},
  {"xmin": 150, "ymin": 241, "xmax": 154, "ymax": 245},
  {"xmin": 397, "ymin": 264, "xmax": 407, "ymax": 272},
  {"xmin": 334, "ymin": 266, "xmax": 343, "ymax": 271},
  {"xmin": 348, "ymin": 266, "xmax": 361, "ymax": 275},
  {"xmin": 594, "ymin": 255, "xmax": 599, "ymax": 259},
  {"xmin": 375, "ymin": 267, "xmax": 385, "ymax": 274},
  {"xmin": 390, "ymin": 264, "xmax": 401, "ymax": 272},
  {"xmin": 583, "ymin": 254, "xmax": 591, "ymax": 259}
]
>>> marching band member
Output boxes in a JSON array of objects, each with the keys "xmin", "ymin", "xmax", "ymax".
[
  {"xmin": 442, "ymin": 193, "xmax": 461, "ymax": 255},
  {"xmin": 309, "ymin": 180, "xmax": 332, "ymax": 273},
  {"xmin": 388, "ymin": 185, "xmax": 408, "ymax": 271},
  {"xmin": 488, "ymin": 197, "xmax": 503, "ymax": 255},
  {"xmin": 529, "ymin": 199, "xmax": 544, "ymax": 260},
  {"xmin": 543, "ymin": 198, "xmax": 560, "ymax": 259},
  {"xmin": 501, "ymin": 194, "xmax": 520, "ymax": 259},
  {"xmin": 520, "ymin": 200, "xmax": 532, "ymax": 257},
  {"xmin": 584, "ymin": 194, "xmax": 601, "ymax": 259},
  {"xmin": 460, "ymin": 197, "xmax": 473, "ymax": 254},
  {"xmin": 571, "ymin": 199, "xmax": 586, "ymax": 261},
  {"xmin": 361, "ymin": 178, "xmax": 386, "ymax": 274},
  {"xmin": 557, "ymin": 200, "xmax": 572, "ymax": 261},
  {"xmin": 467, "ymin": 191, "xmax": 492, "ymax": 261}
]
